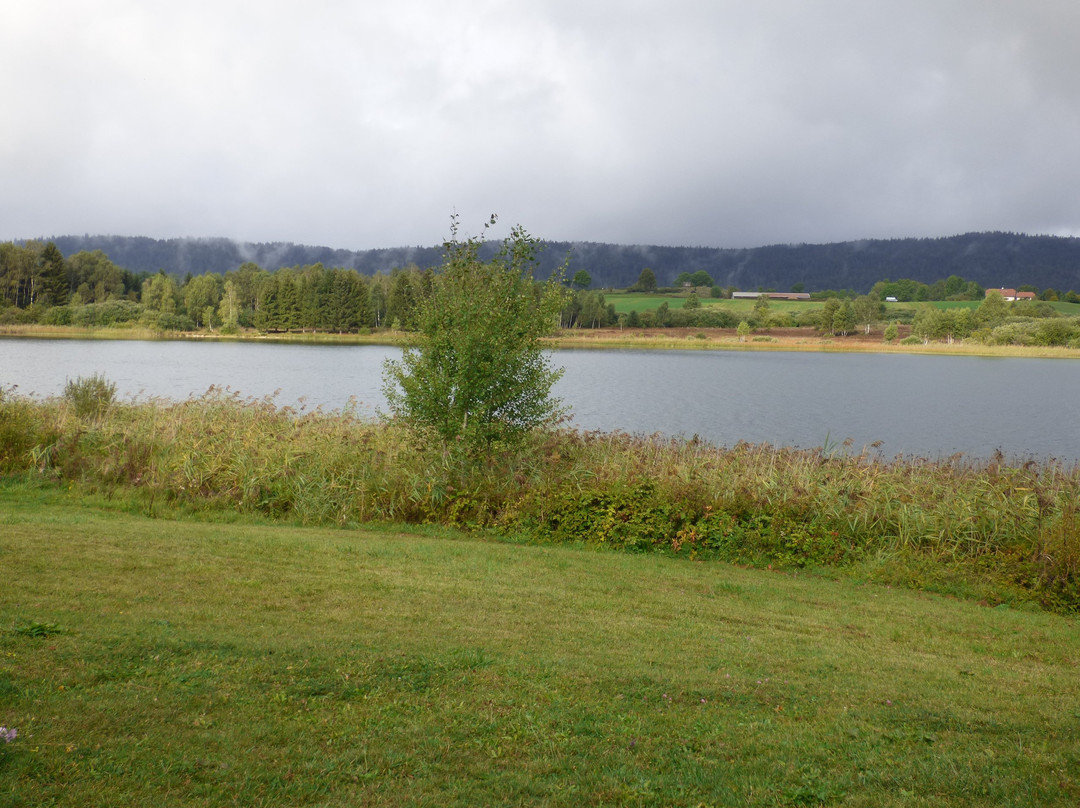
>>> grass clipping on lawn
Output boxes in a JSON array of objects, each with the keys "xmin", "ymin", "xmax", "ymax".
[{"xmin": 1, "ymin": 484, "xmax": 1078, "ymax": 807}]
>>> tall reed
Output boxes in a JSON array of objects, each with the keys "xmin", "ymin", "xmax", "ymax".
[{"xmin": 2, "ymin": 386, "xmax": 1077, "ymax": 612}]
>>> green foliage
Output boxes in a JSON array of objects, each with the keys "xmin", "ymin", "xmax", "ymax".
[
  {"xmin": 561, "ymin": 289, "xmax": 613, "ymax": 328},
  {"xmin": 571, "ymin": 269, "xmax": 592, "ymax": 290},
  {"xmin": 883, "ymin": 321, "xmax": 899, "ymax": 342},
  {"xmin": 140, "ymin": 272, "xmax": 179, "ymax": 314},
  {"xmin": 383, "ymin": 217, "xmax": 568, "ymax": 455},
  {"xmin": 975, "ymin": 289, "xmax": 1010, "ymax": 326},
  {"xmin": 831, "ymin": 300, "xmax": 855, "ymax": 335},
  {"xmin": 0, "ymin": 387, "xmax": 47, "ymax": 470},
  {"xmin": 62, "ymin": 373, "xmax": 117, "ymax": 421},
  {"xmin": 630, "ymin": 267, "xmax": 657, "ymax": 292},
  {"xmin": 5, "ymin": 386, "xmax": 1080, "ymax": 613},
  {"xmin": 818, "ymin": 298, "xmax": 839, "ymax": 333},
  {"xmin": 138, "ymin": 310, "xmax": 196, "ymax": 332},
  {"xmin": 182, "ymin": 274, "xmax": 222, "ymax": 327},
  {"xmin": 12, "ymin": 621, "xmax": 65, "ymax": 638},
  {"xmin": 912, "ymin": 307, "xmax": 975, "ymax": 344},
  {"xmin": 1034, "ymin": 318, "xmax": 1080, "ymax": 346},
  {"xmin": 852, "ymin": 294, "xmax": 883, "ymax": 334}
]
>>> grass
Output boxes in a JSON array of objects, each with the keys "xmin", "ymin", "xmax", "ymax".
[
  {"xmin": 0, "ymin": 322, "xmax": 398, "ymax": 345},
  {"xmin": 605, "ymin": 292, "xmax": 823, "ymax": 316},
  {"xmin": 1, "ymin": 480, "xmax": 1078, "ymax": 806}
]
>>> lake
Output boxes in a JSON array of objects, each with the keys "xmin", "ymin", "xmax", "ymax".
[{"xmin": 2, "ymin": 337, "xmax": 1079, "ymax": 462}]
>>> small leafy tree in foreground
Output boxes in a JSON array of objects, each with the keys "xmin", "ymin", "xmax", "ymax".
[{"xmin": 382, "ymin": 216, "xmax": 568, "ymax": 456}]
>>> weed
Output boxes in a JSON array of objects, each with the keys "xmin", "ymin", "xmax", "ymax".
[
  {"xmin": 62, "ymin": 373, "xmax": 117, "ymax": 421},
  {"xmin": 12, "ymin": 621, "xmax": 65, "ymax": 638}
]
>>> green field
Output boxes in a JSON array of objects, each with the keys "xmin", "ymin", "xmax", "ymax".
[
  {"xmin": 602, "ymin": 292, "xmax": 1080, "ymax": 319},
  {"xmin": 2, "ymin": 481, "xmax": 1078, "ymax": 807},
  {"xmin": 605, "ymin": 292, "xmax": 823, "ymax": 316}
]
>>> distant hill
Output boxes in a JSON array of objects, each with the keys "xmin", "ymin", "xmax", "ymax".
[{"xmin": 43, "ymin": 231, "xmax": 1080, "ymax": 293}]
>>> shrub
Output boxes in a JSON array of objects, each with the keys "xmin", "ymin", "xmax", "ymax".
[
  {"xmin": 41, "ymin": 306, "xmax": 73, "ymax": 326},
  {"xmin": 0, "ymin": 387, "xmax": 44, "ymax": 470},
  {"xmin": 63, "ymin": 374, "xmax": 117, "ymax": 420}
]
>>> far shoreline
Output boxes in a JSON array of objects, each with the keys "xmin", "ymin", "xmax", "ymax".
[{"xmin": 2, "ymin": 323, "xmax": 1079, "ymax": 360}]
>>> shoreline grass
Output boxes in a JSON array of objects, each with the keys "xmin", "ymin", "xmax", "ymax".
[
  {"xmin": 4, "ymin": 322, "xmax": 1080, "ymax": 358},
  {"xmin": 2, "ymin": 482, "xmax": 1078, "ymax": 806},
  {"xmin": 545, "ymin": 330, "xmax": 1080, "ymax": 358},
  {"xmin": 2, "ymin": 387, "xmax": 1078, "ymax": 614}
]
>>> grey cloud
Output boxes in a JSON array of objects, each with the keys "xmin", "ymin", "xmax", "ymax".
[{"xmin": 2, "ymin": 0, "xmax": 1078, "ymax": 250}]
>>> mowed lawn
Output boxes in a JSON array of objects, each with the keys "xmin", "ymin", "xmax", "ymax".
[{"xmin": 1, "ymin": 483, "xmax": 1078, "ymax": 807}]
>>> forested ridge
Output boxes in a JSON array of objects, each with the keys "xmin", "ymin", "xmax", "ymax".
[{"xmin": 37, "ymin": 231, "xmax": 1080, "ymax": 293}]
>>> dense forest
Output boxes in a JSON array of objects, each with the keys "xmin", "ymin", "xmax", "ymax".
[
  {"xmin": 3, "ymin": 239, "xmax": 1080, "ymax": 347},
  {"xmin": 36, "ymin": 231, "xmax": 1080, "ymax": 293}
]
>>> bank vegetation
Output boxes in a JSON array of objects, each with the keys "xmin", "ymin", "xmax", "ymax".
[{"xmin": 3, "ymin": 379, "xmax": 1077, "ymax": 614}]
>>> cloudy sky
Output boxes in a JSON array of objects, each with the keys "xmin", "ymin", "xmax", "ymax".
[{"xmin": 3, "ymin": 1, "xmax": 1079, "ymax": 250}]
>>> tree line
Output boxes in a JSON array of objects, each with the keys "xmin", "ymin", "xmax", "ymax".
[
  {"xmin": 0, "ymin": 241, "xmax": 440, "ymax": 333},
  {"xmin": 2, "ymin": 240, "xmax": 1079, "ymax": 339},
  {"xmin": 42, "ymin": 230, "xmax": 1080, "ymax": 293}
]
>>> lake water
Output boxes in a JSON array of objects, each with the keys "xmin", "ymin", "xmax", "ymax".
[{"xmin": 2, "ymin": 337, "xmax": 1079, "ymax": 462}]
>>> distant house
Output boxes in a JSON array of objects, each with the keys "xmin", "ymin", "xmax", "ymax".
[{"xmin": 987, "ymin": 288, "xmax": 1036, "ymax": 302}]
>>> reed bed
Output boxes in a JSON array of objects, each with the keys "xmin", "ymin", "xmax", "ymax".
[{"xmin": 3, "ymin": 384, "xmax": 1077, "ymax": 612}]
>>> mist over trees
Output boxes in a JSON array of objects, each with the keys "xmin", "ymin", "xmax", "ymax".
[
  {"xmin": 3, "ymin": 235, "xmax": 1079, "ymax": 347},
  {"xmin": 34, "ymin": 231, "xmax": 1080, "ymax": 294}
]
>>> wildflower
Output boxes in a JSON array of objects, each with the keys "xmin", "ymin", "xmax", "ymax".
[{"xmin": 0, "ymin": 727, "xmax": 17, "ymax": 743}]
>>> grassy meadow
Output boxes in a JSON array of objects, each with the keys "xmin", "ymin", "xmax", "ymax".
[
  {"xmin": 2, "ymin": 480, "xmax": 1079, "ymax": 807},
  {"xmin": 2, "ymin": 380, "xmax": 1080, "ymax": 804},
  {"xmin": 604, "ymin": 291, "xmax": 1080, "ymax": 318},
  {"xmin": 606, "ymin": 292, "xmax": 822, "ymax": 316}
]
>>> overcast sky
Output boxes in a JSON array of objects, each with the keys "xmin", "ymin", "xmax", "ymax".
[{"xmin": 3, "ymin": 1, "xmax": 1079, "ymax": 250}]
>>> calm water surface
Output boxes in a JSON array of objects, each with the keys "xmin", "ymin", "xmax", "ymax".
[{"xmin": 3, "ymin": 337, "xmax": 1079, "ymax": 462}]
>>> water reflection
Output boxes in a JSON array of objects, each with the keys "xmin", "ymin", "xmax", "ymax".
[{"xmin": 2, "ymin": 338, "xmax": 1078, "ymax": 461}]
